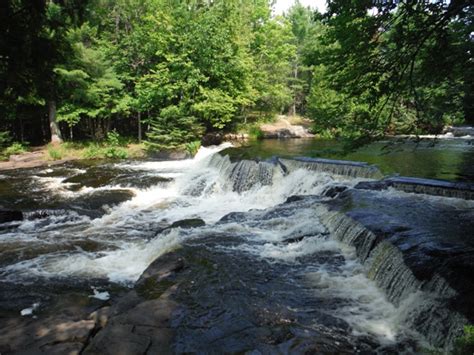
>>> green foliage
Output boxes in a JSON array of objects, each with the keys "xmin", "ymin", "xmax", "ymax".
[
  {"xmin": 184, "ymin": 141, "xmax": 201, "ymax": 156},
  {"xmin": 106, "ymin": 130, "xmax": 127, "ymax": 147},
  {"xmin": 3, "ymin": 142, "xmax": 28, "ymax": 157},
  {"xmin": 453, "ymin": 325, "xmax": 474, "ymax": 355},
  {"xmin": 303, "ymin": 0, "xmax": 471, "ymax": 136},
  {"xmin": 83, "ymin": 143, "xmax": 103, "ymax": 159},
  {"xmin": 145, "ymin": 105, "xmax": 204, "ymax": 151},
  {"xmin": 47, "ymin": 144, "xmax": 63, "ymax": 160},
  {"xmin": 1, "ymin": 0, "xmax": 471, "ymax": 145},
  {"xmin": 103, "ymin": 146, "xmax": 128, "ymax": 159},
  {"xmin": 0, "ymin": 132, "xmax": 11, "ymax": 148},
  {"xmin": 248, "ymin": 125, "xmax": 264, "ymax": 140}
]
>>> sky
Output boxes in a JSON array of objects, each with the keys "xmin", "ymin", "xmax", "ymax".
[{"xmin": 273, "ymin": 0, "xmax": 327, "ymax": 15}]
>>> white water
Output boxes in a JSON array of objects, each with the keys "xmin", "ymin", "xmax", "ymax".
[
  {"xmin": 0, "ymin": 145, "xmax": 344, "ymax": 281},
  {"xmin": 0, "ymin": 144, "xmax": 432, "ymax": 346}
]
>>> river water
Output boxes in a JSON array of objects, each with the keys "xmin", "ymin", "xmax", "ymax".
[{"xmin": 0, "ymin": 137, "xmax": 473, "ymax": 353}]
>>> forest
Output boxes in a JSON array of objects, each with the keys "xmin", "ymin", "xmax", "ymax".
[{"xmin": 1, "ymin": 0, "xmax": 472, "ymax": 153}]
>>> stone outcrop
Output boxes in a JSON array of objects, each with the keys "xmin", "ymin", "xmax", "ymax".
[{"xmin": 260, "ymin": 116, "xmax": 314, "ymax": 138}]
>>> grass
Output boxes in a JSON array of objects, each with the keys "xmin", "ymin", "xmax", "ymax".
[
  {"xmin": 43, "ymin": 140, "xmax": 147, "ymax": 161},
  {"xmin": 0, "ymin": 142, "xmax": 29, "ymax": 161}
]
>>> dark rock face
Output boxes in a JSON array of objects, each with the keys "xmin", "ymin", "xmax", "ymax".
[
  {"xmin": 83, "ymin": 253, "xmax": 182, "ymax": 354},
  {"xmin": 71, "ymin": 189, "xmax": 135, "ymax": 212},
  {"xmin": 0, "ymin": 282, "xmax": 113, "ymax": 355},
  {"xmin": 322, "ymin": 188, "xmax": 474, "ymax": 349},
  {"xmin": 0, "ymin": 210, "xmax": 23, "ymax": 223},
  {"xmin": 201, "ymin": 133, "xmax": 223, "ymax": 146},
  {"xmin": 322, "ymin": 185, "xmax": 348, "ymax": 198},
  {"xmin": 284, "ymin": 195, "xmax": 306, "ymax": 204},
  {"xmin": 168, "ymin": 218, "xmax": 205, "ymax": 230}
]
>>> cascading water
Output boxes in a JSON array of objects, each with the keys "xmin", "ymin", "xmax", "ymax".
[{"xmin": 0, "ymin": 144, "xmax": 472, "ymax": 353}]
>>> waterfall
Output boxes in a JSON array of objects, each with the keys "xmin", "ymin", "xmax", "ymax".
[
  {"xmin": 356, "ymin": 176, "xmax": 474, "ymax": 200},
  {"xmin": 279, "ymin": 157, "xmax": 384, "ymax": 179},
  {"xmin": 320, "ymin": 207, "xmax": 468, "ymax": 350}
]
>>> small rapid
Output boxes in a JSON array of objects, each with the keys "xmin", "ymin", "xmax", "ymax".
[{"xmin": 0, "ymin": 143, "xmax": 473, "ymax": 352}]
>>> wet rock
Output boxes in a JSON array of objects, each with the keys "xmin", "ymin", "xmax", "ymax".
[
  {"xmin": 0, "ymin": 209, "xmax": 23, "ymax": 223},
  {"xmin": 168, "ymin": 218, "xmax": 205, "ymax": 230},
  {"xmin": 63, "ymin": 169, "xmax": 116, "ymax": 190},
  {"xmin": 71, "ymin": 189, "xmax": 135, "ymax": 212},
  {"xmin": 112, "ymin": 174, "xmax": 172, "ymax": 189},
  {"xmin": 84, "ymin": 323, "xmax": 151, "ymax": 355},
  {"xmin": 84, "ymin": 254, "xmax": 182, "ymax": 354},
  {"xmin": 201, "ymin": 133, "xmax": 223, "ymax": 146},
  {"xmin": 321, "ymin": 189, "xmax": 474, "ymax": 349},
  {"xmin": 282, "ymin": 236, "xmax": 305, "ymax": 244},
  {"xmin": 354, "ymin": 180, "xmax": 388, "ymax": 191},
  {"xmin": 284, "ymin": 195, "xmax": 306, "ymax": 204},
  {"xmin": 217, "ymin": 211, "xmax": 249, "ymax": 224},
  {"xmin": 322, "ymin": 185, "xmax": 348, "ymax": 198}
]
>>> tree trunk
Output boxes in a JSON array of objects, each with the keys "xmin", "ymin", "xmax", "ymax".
[
  {"xmin": 289, "ymin": 65, "xmax": 298, "ymax": 117},
  {"xmin": 48, "ymin": 100, "xmax": 63, "ymax": 144},
  {"xmin": 138, "ymin": 112, "xmax": 142, "ymax": 142}
]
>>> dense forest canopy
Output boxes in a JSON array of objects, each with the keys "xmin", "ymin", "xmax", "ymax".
[{"xmin": 0, "ymin": 0, "xmax": 472, "ymax": 149}]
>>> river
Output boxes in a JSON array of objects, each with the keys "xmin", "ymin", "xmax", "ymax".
[{"xmin": 0, "ymin": 136, "xmax": 473, "ymax": 354}]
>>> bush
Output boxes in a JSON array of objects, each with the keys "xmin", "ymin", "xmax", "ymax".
[
  {"xmin": 248, "ymin": 125, "xmax": 264, "ymax": 140},
  {"xmin": 83, "ymin": 143, "xmax": 103, "ymax": 159},
  {"xmin": 106, "ymin": 130, "xmax": 127, "ymax": 147},
  {"xmin": 104, "ymin": 146, "xmax": 128, "ymax": 159},
  {"xmin": 47, "ymin": 144, "xmax": 63, "ymax": 160},
  {"xmin": 184, "ymin": 141, "xmax": 201, "ymax": 156},
  {"xmin": 3, "ymin": 142, "xmax": 28, "ymax": 157}
]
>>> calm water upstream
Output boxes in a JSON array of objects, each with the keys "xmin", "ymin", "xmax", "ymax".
[
  {"xmin": 225, "ymin": 136, "xmax": 474, "ymax": 182},
  {"xmin": 0, "ymin": 137, "xmax": 473, "ymax": 353}
]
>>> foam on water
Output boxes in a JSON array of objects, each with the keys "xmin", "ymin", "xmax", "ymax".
[
  {"xmin": 213, "ymin": 202, "xmax": 412, "ymax": 345},
  {"xmin": 1, "ymin": 143, "xmax": 450, "ymax": 349},
  {"xmin": 0, "ymin": 144, "xmax": 354, "ymax": 284}
]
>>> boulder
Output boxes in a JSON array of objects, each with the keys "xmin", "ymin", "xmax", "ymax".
[
  {"xmin": 168, "ymin": 218, "xmax": 205, "ymax": 230},
  {"xmin": 201, "ymin": 133, "xmax": 223, "ymax": 146}
]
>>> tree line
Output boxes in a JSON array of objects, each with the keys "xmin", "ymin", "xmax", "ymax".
[{"xmin": 1, "ymin": 0, "xmax": 472, "ymax": 150}]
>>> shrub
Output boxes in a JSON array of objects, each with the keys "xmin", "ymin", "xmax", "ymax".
[
  {"xmin": 106, "ymin": 130, "xmax": 127, "ymax": 147},
  {"xmin": 47, "ymin": 144, "xmax": 63, "ymax": 160},
  {"xmin": 104, "ymin": 146, "xmax": 128, "ymax": 159},
  {"xmin": 3, "ymin": 142, "xmax": 28, "ymax": 157},
  {"xmin": 184, "ymin": 141, "xmax": 201, "ymax": 156},
  {"xmin": 248, "ymin": 125, "xmax": 264, "ymax": 140},
  {"xmin": 83, "ymin": 143, "xmax": 103, "ymax": 159}
]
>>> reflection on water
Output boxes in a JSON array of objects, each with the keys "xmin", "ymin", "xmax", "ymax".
[{"xmin": 225, "ymin": 137, "xmax": 474, "ymax": 181}]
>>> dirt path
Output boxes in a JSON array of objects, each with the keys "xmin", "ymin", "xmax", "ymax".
[{"xmin": 0, "ymin": 149, "xmax": 73, "ymax": 171}]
